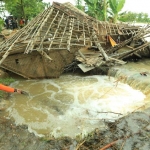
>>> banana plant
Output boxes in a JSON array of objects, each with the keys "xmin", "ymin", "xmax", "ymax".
[
  {"xmin": 84, "ymin": 0, "xmax": 109, "ymax": 21},
  {"xmin": 108, "ymin": 0, "xmax": 125, "ymax": 23},
  {"xmin": 75, "ymin": 0, "xmax": 83, "ymax": 10}
]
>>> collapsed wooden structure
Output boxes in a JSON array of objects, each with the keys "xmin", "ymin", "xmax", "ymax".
[{"xmin": 0, "ymin": 2, "xmax": 150, "ymax": 78}]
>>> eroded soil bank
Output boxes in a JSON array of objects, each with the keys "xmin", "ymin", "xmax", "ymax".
[{"xmin": 0, "ymin": 104, "xmax": 149, "ymax": 150}]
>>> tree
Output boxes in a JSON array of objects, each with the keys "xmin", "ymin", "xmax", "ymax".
[
  {"xmin": 142, "ymin": 13, "xmax": 150, "ymax": 23},
  {"xmin": 4, "ymin": 0, "xmax": 46, "ymax": 20},
  {"xmin": 0, "ymin": 17, "xmax": 4, "ymax": 32},
  {"xmin": 119, "ymin": 11, "xmax": 137, "ymax": 22},
  {"xmin": 108, "ymin": 0, "xmax": 125, "ymax": 23},
  {"xmin": 75, "ymin": 0, "xmax": 83, "ymax": 11},
  {"xmin": 84, "ymin": 0, "xmax": 109, "ymax": 21},
  {"xmin": 103, "ymin": 0, "xmax": 108, "ymax": 21},
  {"xmin": 0, "ymin": 1, "xmax": 5, "ymax": 17},
  {"xmin": 119, "ymin": 11, "xmax": 150, "ymax": 23}
]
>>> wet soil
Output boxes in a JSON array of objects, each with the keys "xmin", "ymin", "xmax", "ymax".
[
  {"xmin": 0, "ymin": 118, "xmax": 75, "ymax": 150},
  {"xmin": 0, "ymin": 106, "xmax": 149, "ymax": 150}
]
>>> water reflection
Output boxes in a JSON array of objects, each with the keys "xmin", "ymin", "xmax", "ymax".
[{"xmin": 6, "ymin": 74, "xmax": 145, "ymax": 138}]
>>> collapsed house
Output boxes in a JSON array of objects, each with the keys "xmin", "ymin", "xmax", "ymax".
[{"xmin": 0, "ymin": 2, "xmax": 150, "ymax": 79}]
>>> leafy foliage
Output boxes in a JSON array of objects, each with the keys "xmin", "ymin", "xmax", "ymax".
[
  {"xmin": 84, "ymin": 0, "xmax": 109, "ymax": 21},
  {"xmin": 0, "ymin": 77, "xmax": 15, "ymax": 85},
  {"xmin": 75, "ymin": 0, "xmax": 84, "ymax": 10},
  {"xmin": 108, "ymin": 0, "xmax": 125, "ymax": 23},
  {"xmin": 4, "ymin": 0, "xmax": 46, "ymax": 20},
  {"xmin": 119, "ymin": 11, "xmax": 150, "ymax": 23},
  {"xmin": 0, "ymin": 77, "xmax": 16, "ymax": 98},
  {"xmin": 0, "ymin": 17, "xmax": 4, "ymax": 32}
]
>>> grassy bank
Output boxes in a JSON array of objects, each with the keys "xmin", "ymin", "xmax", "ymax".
[{"xmin": 0, "ymin": 77, "xmax": 15, "ymax": 98}]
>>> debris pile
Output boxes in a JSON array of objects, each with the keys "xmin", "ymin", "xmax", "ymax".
[{"xmin": 0, "ymin": 2, "xmax": 150, "ymax": 78}]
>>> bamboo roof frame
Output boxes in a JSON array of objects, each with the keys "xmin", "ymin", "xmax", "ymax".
[{"xmin": 0, "ymin": 2, "xmax": 140, "ymax": 52}]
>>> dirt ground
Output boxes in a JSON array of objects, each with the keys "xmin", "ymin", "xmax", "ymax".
[{"xmin": 0, "ymin": 100, "xmax": 149, "ymax": 150}]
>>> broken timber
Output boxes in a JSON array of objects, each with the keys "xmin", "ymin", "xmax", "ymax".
[{"xmin": 0, "ymin": 2, "xmax": 150, "ymax": 78}]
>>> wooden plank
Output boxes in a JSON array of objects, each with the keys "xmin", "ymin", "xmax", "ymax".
[
  {"xmin": 78, "ymin": 50, "xmax": 86, "ymax": 60},
  {"xmin": 78, "ymin": 63, "xmax": 94, "ymax": 72},
  {"xmin": 83, "ymin": 22, "xmax": 85, "ymax": 45},
  {"xmin": 119, "ymin": 42, "xmax": 150, "ymax": 59},
  {"xmin": 92, "ymin": 30, "xmax": 109, "ymax": 61}
]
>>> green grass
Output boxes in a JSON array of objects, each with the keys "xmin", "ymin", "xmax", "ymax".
[{"xmin": 0, "ymin": 77, "xmax": 16, "ymax": 98}]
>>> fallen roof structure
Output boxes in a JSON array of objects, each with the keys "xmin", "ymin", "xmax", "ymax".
[{"xmin": 0, "ymin": 2, "xmax": 150, "ymax": 78}]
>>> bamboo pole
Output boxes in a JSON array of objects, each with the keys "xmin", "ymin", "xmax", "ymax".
[
  {"xmin": 119, "ymin": 42, "xmax": 150, "ymax": 60},
  {"xmin": 59, "ymin": 16, "xmax": 69, "ymax": 48},
  {"xmin": 92, "ymin": 30, "xmax": 109, "ymax": 61},
  {"xmin": 47, "ymin": 12, "xmax": 64, "ymax": 50},
  {"xmin": 25, "ymin": 7, "xmax": 54, "ymax": 53},
  {"xmin": 66, "ymin": 17, "xmax": 74, "ymax": 51}
]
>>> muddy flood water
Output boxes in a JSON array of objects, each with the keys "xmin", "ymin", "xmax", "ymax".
[{"xmin": 1, "ymin": 59, "xmax": 150, "ymax": 140}]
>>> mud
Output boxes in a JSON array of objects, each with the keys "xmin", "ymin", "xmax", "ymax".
[
  {"xmin": 0, "ymin": 117, "xmax": 74, "ymax": 150},
  {"xmin": 0, "ymin": 103, "xmax": 149, "ymax": 150}
]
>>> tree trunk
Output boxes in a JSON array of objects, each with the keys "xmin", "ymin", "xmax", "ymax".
[
  {"xmin": 103, "ymin": 0, "xmax": 107, "ymax": 21},
  {"xmin": 20, "ymin": 0, "xmax": 26, "ymax": 19}
]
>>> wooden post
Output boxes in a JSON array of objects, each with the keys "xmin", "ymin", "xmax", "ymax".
[
  {"xmin": 92, "ymin": 31, "xmax": 109, "ymax": 61},
  {"xmin": 67, "ymin": 17, "xmax": 74, "ymax": 51}
]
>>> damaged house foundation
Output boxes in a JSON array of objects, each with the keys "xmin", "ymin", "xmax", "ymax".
[{"xmin": 0, "ymin": 2, "xmax": 150, "ymax": 79}]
